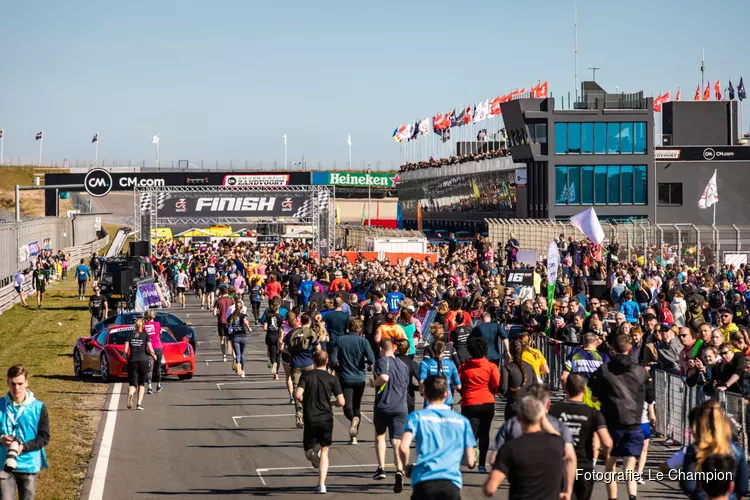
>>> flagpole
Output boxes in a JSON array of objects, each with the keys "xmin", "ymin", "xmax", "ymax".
[
  {"xmin": 155, "ymin": 134, "xmax": 160, "ymax": 168},
  {"xmin": 95, "ymin": 132, "xmax": 99, "ymax": 167},
  {"xmin": 367, "ymin": 167, "xmax": 372, "ymax": 226},
  {"xmin": 284, "ymin": 135, "xmax": 287, "ymax": 169},
  {"xmin": 701, "ymin": 47, "xmax": 705, "ymax": 92},
  {"xmin": 38, "ymin": 130, "xmax": 43, "ymax": 167},
  {"xmin": 0, "ymin": 133, "xmax": 4, "ymax": 166},
  {"xmin": 348, "ymin": 134, "xmax": 352, "ymax": 170}
]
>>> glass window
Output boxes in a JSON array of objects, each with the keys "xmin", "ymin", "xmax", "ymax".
[
  {"xmin": 607, "ymin": 165, "xmax": 620, "ymax": 203},
  {"xmin": 657, "ymin": 182, "xmax": 682, "ymax": 205},
  {"xmin": 555, "ymin": 166, "xmax": 568, "ymax": 204},
  {"xmin": 594, "ymin": 123, "xmax": 607, "ymax": 153},
  {"xmin": 581, "ymin": 123, "xmax": 593, "ymax": 154},
  {"xmin": 607, "ymin": 123, "xmax": 620, "ymax": 153},
  {"xmin": 567, "ymin": 123, "xmax": 581, "ymax": 154},
  {"xmin": 621, "ymin": 165, "xmax": 634, "ymax": 204},
  {"xmin": 535, "ymin": 123, "xmax": 547, "ymax": 144},
  {"xmin": 555, "ymin": 123, "xmax": 567, "ymax": 154},
  {"xmin": 634, "ymin": 122, "xmax": 647, "ymax": 154},
  {"xmin": 620, "ymin": 123, "xmax": 634, "ymax": 154},
  {"xmin": 581, "ymin": 166, "xmax": 594, "ymax": 204},
  {"xmin": 567, "ymin": 166, "xmax": 581, "ymax": 203},
  {"xmin": 595, "ymin": 166, "xmax": 607, "ymax": 204},
  {"xmin": 634, "ymin": 165, "xmax": 647, "ymax": 204}
]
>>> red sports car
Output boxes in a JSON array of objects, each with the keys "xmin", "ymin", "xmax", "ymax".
[{"xmin": 73, "ymin": 324, "xmax": 195, "ymax": 382}]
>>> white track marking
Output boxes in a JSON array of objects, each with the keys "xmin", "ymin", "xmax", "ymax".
[
  {"xmin": 216, "ymin": 380, "xmax": 282, "ymax": 390},
  {"xmin": 232, "ymin": 412, "xmax": 373, "ymax": 427},
  {"xmin": 87, "ymin": 383, "xmax": 122, "ymax": 500},
  {"xmin": 255, "ymin": 464, "xmax": 394, "ymax": 486}
]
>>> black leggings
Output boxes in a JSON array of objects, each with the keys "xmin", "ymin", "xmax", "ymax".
[
  {"xmin": 128, "ymin": 360, "xmax": 150, "ymax": 388},
  {"xmin": 462, "ymin": 402, "xmax": 495, "ymax": 466},
  {"xmin": 147, "ymin": 348, "xmax": 163, "ymax": 386},
  {"xmin": 265, "ymin": 332, "xmax": 280, "ymax": 365},
  {"xmin": 340, "ymin": 380, "xmax": 365, "ymax": 422},
  {"xmin": 78, "ymin": 280, "xmax": 87, "ymax": 297},
  {"xmin": 251, "ymin": 301, "xmax": 261, "ymax": 321}
]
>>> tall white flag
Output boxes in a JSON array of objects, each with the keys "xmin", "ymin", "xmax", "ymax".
[
  {"xmin": 698, "ymin": 170, "xmax": 718, "ymax": 209},
  {"xmin": 283, "ymin": 133, "xmax": 287, "ymax": 144},
  {"xmin": 546, "ymin": 240, "xmax": 560, "ymax": 286},
  {"xmin": 418, "ymin": 117, "xmax": 430, "ymax": 135},
  {"xmin": 347, "ymin": 134, "xmax": 351, "ymax": 146},
  {"xmin": 570, "ymin": 207, "xmax": 605, "ymax": 245},
  {"xmin": 152, "ymin": 134, "xmax": 160, "ymax": 145}
]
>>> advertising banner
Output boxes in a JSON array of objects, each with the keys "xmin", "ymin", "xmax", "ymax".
[
  {"xmin": 505, "ymin": 269, "xmax": 534, "ymax": 286},
  {"xmin": 138, "ymin": 283, "xmax": 163, "ymax": 308},
  {"xmin": 311, "ymin": 171, "xmax": 399, "ymax": 188},
  {"xmin": 655, "ymin": 146, "xmax": 750, "ymax": 162},
  {"xmin": 156, "ymin": 192, "xmax": 313, "ymax": 218}
]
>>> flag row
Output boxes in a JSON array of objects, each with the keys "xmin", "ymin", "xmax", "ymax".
[
  {"xmin": 0, "ymin": 131, "xmax": 168, "ymax": 145},
  {"xmin": 392, "ymin": 81, "xmax": 548, "ymax": 142},
  {"xmin": 653, "ymin": 77, "xmax": 746, "ymax": 112}
]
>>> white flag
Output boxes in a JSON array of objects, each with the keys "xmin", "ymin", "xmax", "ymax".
[
  {"xmin": 283, "ymin": 133, "xmax": 287, "ymax": 144},
  {"xmin": 698, "ymin": 170, "xmax": 718, "ymax": 209},
  {"xmin": 152, "ymin": 134, "xmax": 159, "ymax": 145},
  {"xmin": 418, "ymin": 118, "xmax": 430, "ymax": 135},
  {"xmin": 473, "ymin": 100, "xmax": 489, "ymax": 123},
  {"xmin": 570, "ymin": 207, "xmax": 605, "ymax": 245},
  {"xmin": 546, "ymin": 240, "xmax": 560, "ymax": 286},
  {"xmin": 347, "ymin": 134, "xmax": 351, "ymax": 146}
]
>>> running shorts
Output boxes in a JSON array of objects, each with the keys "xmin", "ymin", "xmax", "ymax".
[
  {"xmin": 303, "ymin": 418, "xmax": 333, "ymax": 451},
  {"xmin": 128, "ymin": 360, "xmax": 150, "ymax": 387},
  {"xmin": 609, "ymin": 428, "xmax": 645, "ymax": 457},
  {"xmin": 374, "ymin": 410, "xmax": 407, "ymax": 440},
  {"xmin": 217, "ymin": 323, "xmax": 229, "ymax": 338},
  {"xmin": 205, "ymin": 283, "xmax": 216, "ymax": 293}
]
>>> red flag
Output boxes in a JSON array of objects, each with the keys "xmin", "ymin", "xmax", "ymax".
[
  {"xmin": 694, "ymin": 85, "xmax": 701, "ymax": 100},
  {"xmin": 676, "ymin": 88, "xmax": 681, "ymax": 101},
  {"xmin": 463, "ymin": 105, "xmax": 472, "ymax": 124},
  {"xmin": 653, "ymin": 92, "xmax": 665, "ymax": 112},
  {"xmin": 714, "ymin": 80, "xmax": 722, "ymax": 100},
  {"xmin": 703, "ymin": 82, "xmax": 711, "ymax": 100},
  {"xmin": 535, "ymin": 81, "xmax": 549, "ymax": 98},
  {"xmin": 490, "ymin": 96, "xmax": 502, "ymax": 115},
  {"xmin": 433, "ymin": 113, "xmax": 445, "ymax": 131}
]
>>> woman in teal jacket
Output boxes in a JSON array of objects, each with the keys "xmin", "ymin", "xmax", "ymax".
[{"xmin": 418, "ymin": 340, "xmax": 461, "ymax": 408}]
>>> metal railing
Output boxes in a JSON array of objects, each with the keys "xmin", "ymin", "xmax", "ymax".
[{"xmin": 487, "ymin": 218, "xmax": 750, "ymax": 268}]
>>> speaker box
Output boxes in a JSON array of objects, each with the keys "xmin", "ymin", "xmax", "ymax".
[
  {"xmin": 112, "ymin": 268, "xmax": 135, "ymax": 296},
  {"xmin": 588, "ymin": 280, "xmax": 608, "ymax": 302},
  {"xmin": 129, "ymin": 241, "xmax": 150, "ymax": 257}
]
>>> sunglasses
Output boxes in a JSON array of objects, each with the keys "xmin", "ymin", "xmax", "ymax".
[
  {"xmin": 678, "ymin": 333, "xmax": 689, "ymax": 338},
  {"xmin": 720, "ymin": 351, "xmax": 731, "ymax": 355}
]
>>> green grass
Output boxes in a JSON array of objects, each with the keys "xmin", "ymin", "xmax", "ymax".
[
  {"xmin": 0, "ymin": 238, "xmax": 118, "ymax": 498},
  {"xmin": 101, "ymin": 223, "xmax": 121, "ymax": 255}
]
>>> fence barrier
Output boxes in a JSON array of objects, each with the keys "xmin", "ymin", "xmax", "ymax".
[{"xmin": 487, "ymin": 218, "xmax": 750, "ymax": 269}]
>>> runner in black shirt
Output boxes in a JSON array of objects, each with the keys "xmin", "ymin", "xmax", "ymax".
[
  {"xmin": 484, "ymin": 397, "xmax": 567, "ymax": 500},
  {"xmin": 450, "ymin": 312, "xmax": 473, "ymax": 364},
  {"xmin": 87, "ymin": 286, "xmax": 109, "ymax": 331},
  {"xmin": 550, "ymin": 373, "xmax": 613, "ymax": 500},
  {"xmin": 295, "ymin": 350, "xmax": 345, "ymax": 494},
  {"xmin": 32, "ymin": 263, "xmax": 47, "ymax": 309},
  {"xmin": 124, "ymin": 319, "xmax": 156, "ymax": 411}
]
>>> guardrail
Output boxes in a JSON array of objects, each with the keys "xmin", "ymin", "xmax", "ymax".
[{"xmin": 0, "ymin": 236, "xmax": 109, "ymax": 315}]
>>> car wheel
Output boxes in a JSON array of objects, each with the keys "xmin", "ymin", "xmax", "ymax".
[
  {"xmin": 100, "ymin": 354, "xmax": 110, "ymax": 383},
  {"xmin": 178, "ymin": 373, "xmax": 193, "ymax": 380},
  {"xmin": 73, "ymin": 349, "xmax": 83, "ymax": 378}
]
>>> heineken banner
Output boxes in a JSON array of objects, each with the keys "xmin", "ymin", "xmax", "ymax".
[
  {"xmin": 153, "ymin": 192, "xmax": 314, "ymax": 218},
  {"xmin": 312, "ymin": 171, "xmax": 399, "ymax": 188}
]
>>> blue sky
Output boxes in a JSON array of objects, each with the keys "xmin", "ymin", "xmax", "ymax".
[{"xmin": 1, "ymin": 0, "xmax": 746, "ymax": 167}]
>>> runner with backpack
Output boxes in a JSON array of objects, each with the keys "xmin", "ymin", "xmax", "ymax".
[
  {"xmin": 263, "ymin": 300, "xmax": 285, "ymax": 380},
  {"xmin": 283, "ymin": 313, "xmax": 322, "ymax": 428}
]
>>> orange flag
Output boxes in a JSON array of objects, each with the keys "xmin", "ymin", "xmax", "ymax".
[
  {"xmin": 676, "ymin": 88, "xmax": 681, "ymax": 100},
  {"xmin": 694, "ymin": 85, "xmax": 701, "ymax": 100},
  {"xmin": 703, "ymin": 82, "xmax": 711, "ymax": 100},
  {"xmin": 714, "ymin": 80, "xmax": 722, "ymax": 100}
]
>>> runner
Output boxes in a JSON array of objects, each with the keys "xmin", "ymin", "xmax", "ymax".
[
  {"xmin": 295, "ymin": 350, "xmax": 345, "ymax": 494},
  {"xmin": 398, "ymin": 374, "xmax": 476, "ymax": 500},
  {"xmin": 368, "ymin": 338, "xmax": 409, "ymax": 491},
  {"xmin": 204, "ymin": 260, "xmax": 218, "ymax": 311},
  {"xmin": 143, "ymin": 309, "xmax": 164, "ymax": 394},
  {"xmin": 74, "ymin": 258, "xmax": 91, "ymax": 301},
  {"xmin": 123, "ymin": 319, "xmax": 157, "ymax": 411},
  {"xmin": 262, "ymin": 299, "xmax": 284, "ymax": 379},
  {"xmin": 228, "ymin": 299, "xmax": 251, "ymax": 378},
  {"xmin": 175, "ymin": 267, "xmax": 189, "ymax": 308},
  {"xmin": 329, "ymin": 317, "xmax": 375, "ymax": 445},
  {"xmin": 87, "ymin": 285, "xmax": 109, "ymax": 331},
  {"xmin": 249, "ymin": 277, "xmax": 263, "ymax": 325},
  {"xmin": 13, "ymin": 269, "xmax": 30, "ymax": 308},
  {"xmin": 31, "ymin": 262, "xmax": 46, "ymax": 309},
  {"xmin": 285, "ymin": 313, "xmax": 321, "ymax": 428},
  {"xmin": 213, "ymin": 287, "xmax": 235, "ymax": 362},
  {"xmin": 194, "ymin": 264, "xmax": 206, "ymax": 307},
  {"xmin": 279, "ymin": 311, "xmax": 300, "ymax": 403}
]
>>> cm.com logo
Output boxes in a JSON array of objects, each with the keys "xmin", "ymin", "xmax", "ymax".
[{"xmin": 84, "ymin": 168, "xmax": 113, "ymax": 197}]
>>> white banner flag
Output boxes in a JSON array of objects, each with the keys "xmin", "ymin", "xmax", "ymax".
[
  {"xmin": 698, "ymin": 169, "xmax": 718, "ymax": 209},
  {"xmin": 283, "ymin": 133, "xmax": 287, "ymax": 144},
  {"xmin": 570, "ymin": 207, "xmax": 605, "ymax": 245},
  {"xmin": 152, "ymin": 134, "xmax": 160, "ymax": 145},
  {"xmin": 546, "ymin": 240, "xmax": 560, "ymax": 286}
]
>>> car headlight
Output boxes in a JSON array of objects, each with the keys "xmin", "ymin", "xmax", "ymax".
[{"xmin": 183, "ymin": 344, "xmax": 192, "ymax": 358}]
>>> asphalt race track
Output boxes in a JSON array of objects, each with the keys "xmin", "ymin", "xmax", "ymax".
[{"xmin": 80, "ymin": 294, "xmax": 686, "ymax": 499}]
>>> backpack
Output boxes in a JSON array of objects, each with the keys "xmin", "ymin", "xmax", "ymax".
[
  {"xmin": 287, "ymin": 326, "xmax": 317, "ymax": 355},
  {"xmin": 709, "ymin": 290, "xmax": 725, "ymax": 309},
  {"xmin": 659, "ymin": 302, "xmax": 675, "ymax": 325}
]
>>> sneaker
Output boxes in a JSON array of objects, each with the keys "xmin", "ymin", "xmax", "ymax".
[
  {"xmin": 126, "ymin": 394, "xmax": 133, "ymax": 409},
  {"xmin": 146, "ymin": 387, "xmax": 153, "ymax": 395},
  {"xmin": 267, "ymin": 360, "xmax": 273, "ymax": 369},
  {"xmin": 317, "ymin": 484, "xmax": 327, "ymax": 494},
  {"xmin": 295, "ymin": 413, "xmax": 304, "ymax": 429},
  {"xmin": 222, "ymin": 355, "xmax": 227, "ymax": 362},
  {"xmin": 394, "ymin": 471, "xmax": 403, "ymax": 493},
  {"xmin": 637, "ymin": 478, "xmax": 645, "ymax": 485},
  {"xmin": 232, "ymin": 362, "xmax": 238, "ymax": 372},
  {"xmin": 289, "ymin": 396, "xmax": 295, "ymax": 404},
  {"xmin": 271, "ymin": 362, "xmax": 277, "ymax": 374},
  {"xmin": 310, "ymin": 444, "xmax": 321, "ymax": 469},
  {"xmin": 478, "ymin": 465, "xmax": 488, "ymax": 474},
  {"xmin": 240, "ymin": 372, "xmax": 246, "ymax": 378},
  {"xmin": 136, "ymin": 404, "xmax": 144, "ymax": 411},
  {"xmin": 157, "ymin": 384, "xmax": 164, "ymax": 392},
  {"xmin": 350, "ymin": 437, "xmax": 357, "ymax": 445},
  {"xmin": 373, "ymin": 467, "xmax": 386, "ymax": 480},
  {"xmin": 349, "ymin": 416, "xmax": 360, "ymax": 438},
  {"xmin": 273, "ymin": 374, "xmax": 279, "ymax": 380}
]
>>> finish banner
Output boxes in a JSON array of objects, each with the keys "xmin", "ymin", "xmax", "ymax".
[{"xmin": 156, "ymin": 192, "xmax": 313, "ymax": 218}]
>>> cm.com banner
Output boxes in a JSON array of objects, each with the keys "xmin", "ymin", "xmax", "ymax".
[{"xmin": 312, "ymin": 171, "xmax": 399, "ymax": 188}]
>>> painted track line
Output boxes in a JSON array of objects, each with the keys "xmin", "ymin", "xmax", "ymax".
[
  {"xmin": 87, "ymin": 382, "xmax": 122, "ymax": 500},
  {"xmin": 232, "ymin": 412, "xmax": 373, "ymax": 427},
  {"xmin": 255, "ymin": 464, "xmax": 394, "ymax": 486},
  {"xmin": 217, "ymin": 380, "xmax": 281, "ymax": 390}
]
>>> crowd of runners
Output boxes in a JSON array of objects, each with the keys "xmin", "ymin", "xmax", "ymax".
[{"xmin": 132, "ymin": 235, "xmax": 750, "ymax": 499}]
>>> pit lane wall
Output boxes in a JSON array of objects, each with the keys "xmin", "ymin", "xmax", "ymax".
[
  {"xmin": 0, "ymin": 215, "xmax": 107, "ymax": 315},
  {"xmin": 339, "ymin": 225, "xmax": 426, "ymax": 253}
]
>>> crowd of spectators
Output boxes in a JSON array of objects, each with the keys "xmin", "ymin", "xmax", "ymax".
[{"xmin": 398, "ymin": 148, "xmax": 510, "ymax": 173}]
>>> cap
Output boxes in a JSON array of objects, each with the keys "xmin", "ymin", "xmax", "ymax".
[{"xmin": 718, "ymin": 307, "xmax": 732, "ymax": 316}]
